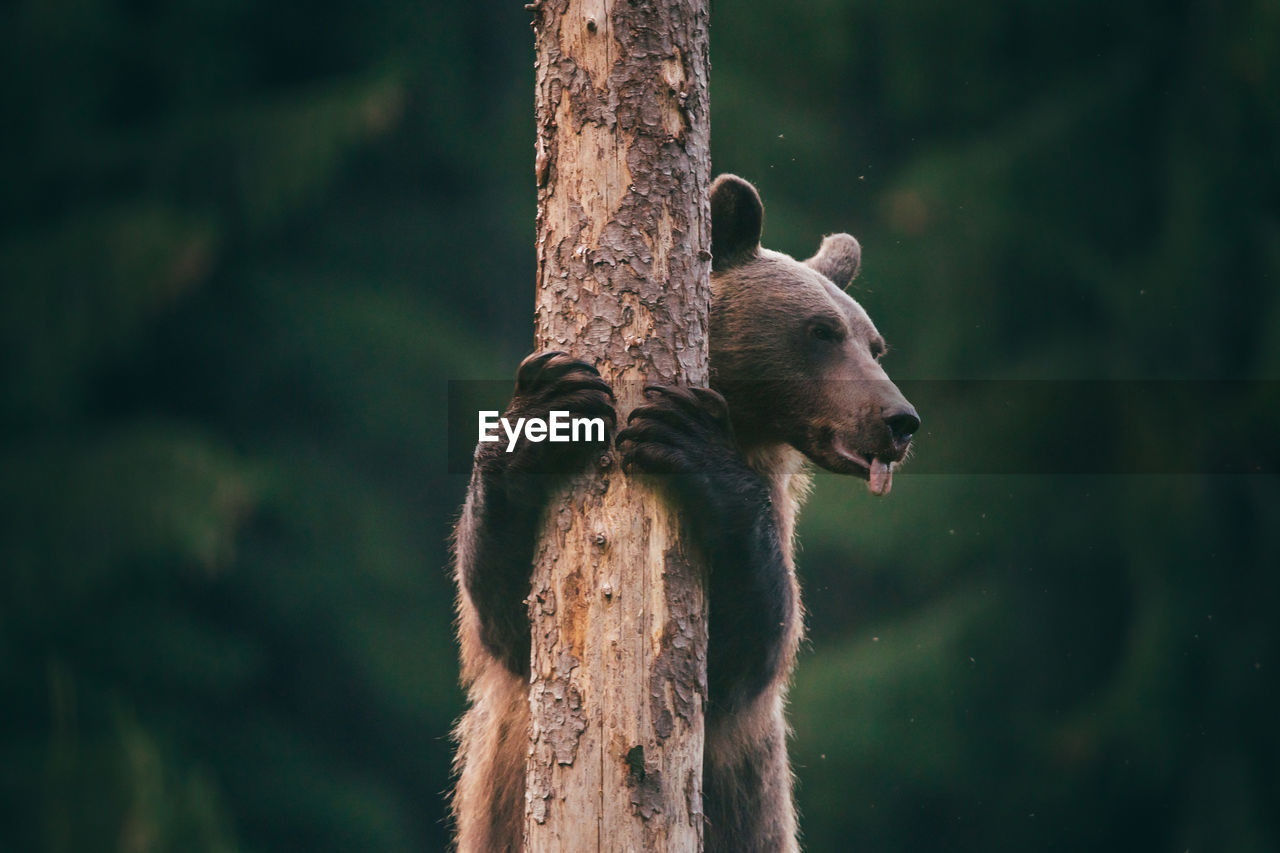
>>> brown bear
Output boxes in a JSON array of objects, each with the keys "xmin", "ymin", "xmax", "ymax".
[{"xmin": 451, "ymin": 174, "xmax": 919, "ymax": 851}]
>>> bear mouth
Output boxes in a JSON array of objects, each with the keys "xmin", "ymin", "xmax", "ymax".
[{"xmin": 828, "ymin": 434, "xmax": 899, "ymax": 496}]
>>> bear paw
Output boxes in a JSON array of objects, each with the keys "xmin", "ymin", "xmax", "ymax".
[
  {"xmin": 482, "ymin": 351, "xmax": 616, "ymax": 480},
  {"xmin": 617, "ymin": 386, "xmax": 769, "ymax": 518}
]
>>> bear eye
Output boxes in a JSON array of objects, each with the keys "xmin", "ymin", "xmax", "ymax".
[{"xmin": 810, "ymin": 324, "xmax": 841, "ymax": 343}]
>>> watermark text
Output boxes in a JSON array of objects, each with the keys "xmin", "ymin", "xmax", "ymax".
[{"xmin": 479, "ymin": 410, "xmax": 606, "ymax": 452}]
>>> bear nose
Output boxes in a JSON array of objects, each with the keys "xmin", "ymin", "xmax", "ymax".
[{"xmin": 884, "ymin": 404, "xmax": 920, "ymax": 443}]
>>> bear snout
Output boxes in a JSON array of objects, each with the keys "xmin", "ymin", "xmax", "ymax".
[{"xmin": 883, "ymin": 404, "xmax": 920, "ymax": 446}]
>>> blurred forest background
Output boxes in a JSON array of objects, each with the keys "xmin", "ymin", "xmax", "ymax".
[{"xmin": 2, "ymin": 0, "xmax": 1278, "ymax": 850}]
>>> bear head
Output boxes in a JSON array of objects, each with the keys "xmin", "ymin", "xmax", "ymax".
[{"xmin": 708, "ymin": 174, "xmax": 919, "ymax": 495}]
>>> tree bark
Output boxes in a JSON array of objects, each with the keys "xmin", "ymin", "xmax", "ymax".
[{"xmin": 526, "ymin": 0, "xmax": 711, "ymax": 850}]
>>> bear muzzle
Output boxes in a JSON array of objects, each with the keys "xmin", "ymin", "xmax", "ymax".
[{"xmin": 818, "ymin": 402, "xmax": 920, "ymax": 496}]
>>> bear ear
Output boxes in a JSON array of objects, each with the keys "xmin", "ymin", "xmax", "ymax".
[
  {"xmin": 710, "ymin": 174, "xmax": 763, "ymax": 271},
  {"xmin": 805, "ymin": 233, "xmax": 862, "ymax": 288}
]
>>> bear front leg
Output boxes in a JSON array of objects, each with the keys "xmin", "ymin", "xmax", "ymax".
[
  {"xmin": 455, "ymin": 352, "xmax": 615, "ymax": 677},
  {"xmin": 616, "ymin": 386, "xmax": 795, "ymax": 713}
]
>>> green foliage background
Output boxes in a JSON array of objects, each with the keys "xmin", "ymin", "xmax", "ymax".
[{"xmin": 1, "ymin": 0, "xmax": 1276, "ymax": 850}]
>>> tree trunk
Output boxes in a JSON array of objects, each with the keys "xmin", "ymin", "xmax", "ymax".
[{"xmin": 526, "ymin": 0, "xmax": 712, "ymax": 850}]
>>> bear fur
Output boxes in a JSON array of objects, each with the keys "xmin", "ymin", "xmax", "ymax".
[{"xmin": 451, "ymin": 174, "xmax": 918, "ymax": 852}]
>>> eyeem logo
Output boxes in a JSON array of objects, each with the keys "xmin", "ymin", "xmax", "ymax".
[{"xmin": 479, "ymin": 410, "xmax": 607, "ymax": 453}]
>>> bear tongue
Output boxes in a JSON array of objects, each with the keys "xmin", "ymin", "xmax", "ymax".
[{"xmin": 867, "ymin": 457, "xmax": 893, "ymax": 496}]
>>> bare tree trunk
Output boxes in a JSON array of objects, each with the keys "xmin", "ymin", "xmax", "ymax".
[{"xmin": 526, "ymin": 0, "xmax": 711, "ymax": 849}]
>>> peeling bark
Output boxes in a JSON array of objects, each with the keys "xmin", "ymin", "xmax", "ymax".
[{"xmin": 526, "ymin": 0, "xmax": 711, "ymax": 849}]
